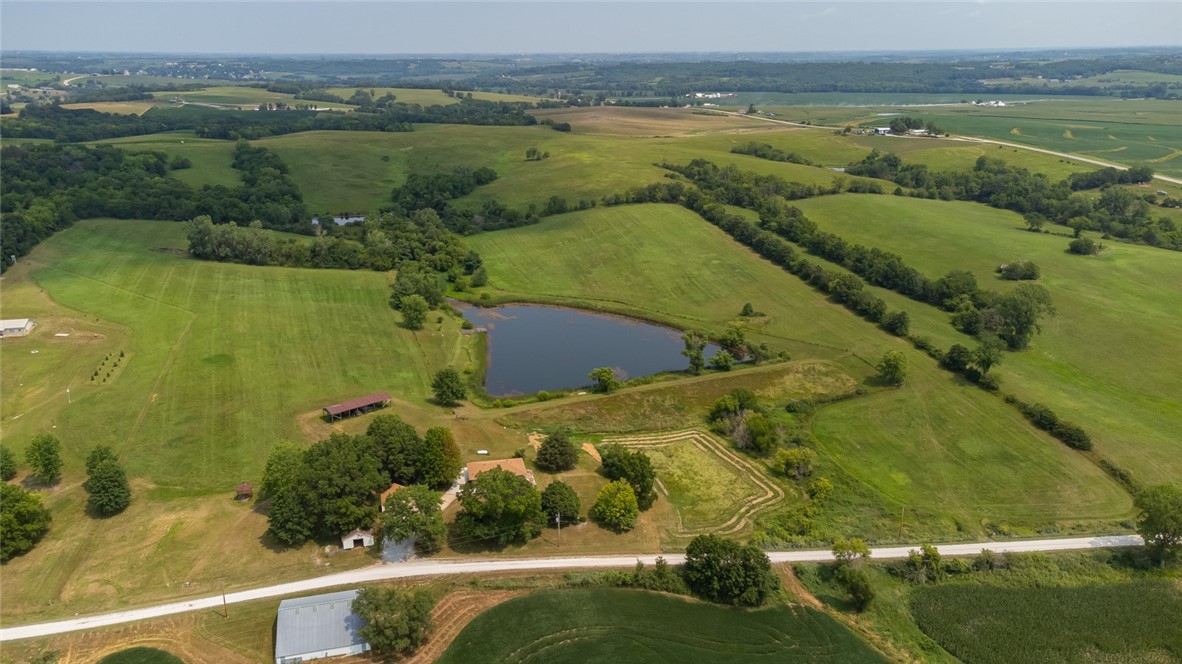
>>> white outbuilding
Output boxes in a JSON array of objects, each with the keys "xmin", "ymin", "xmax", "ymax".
[
  {"xmin": 274, "ymin": 589, "xmax": 370, "ymax": 664},
  {"xmin": 340, "ymin": 528, "xmax": 375, "ymax": 550},
  {"xmin": 0, "ymin": 319, "xmax": 34, "ymax": 337}
]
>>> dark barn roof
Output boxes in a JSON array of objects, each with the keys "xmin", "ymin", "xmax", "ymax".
[{"xmin": 323, "ymin": 392, "xmax": 391, "ymax": 417}]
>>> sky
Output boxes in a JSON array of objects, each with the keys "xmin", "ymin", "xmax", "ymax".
[{"xmin": 2, "ymin": 1, "xmax": 1179, "ymax": 55}]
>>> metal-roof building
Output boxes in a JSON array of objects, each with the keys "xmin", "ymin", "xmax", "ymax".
[{"xmin": 274, "ymin": 589, "xmax": 370, "ymax": 664}]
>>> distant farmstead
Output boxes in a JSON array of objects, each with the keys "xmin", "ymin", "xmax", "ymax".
[
  {"xmin": 322, "ymin": 392, "xmax": 391, "ymax": 421},
  {"xmin": 274, "ymin": 589, "xmax": 369, "ymax": 664},
  {"xmin": 0, "ymin": 319, "xmax": 34, "ymax": 337}
]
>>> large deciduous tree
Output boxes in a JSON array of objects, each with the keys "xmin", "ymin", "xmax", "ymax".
[
  {"xmin": 588, "ymin": 367, "xmax": 621, "ymax": 393},
  {"xmin": 353, "ymin": 587, "xmax": 435, "ymax": 661},
  {"xmin": 419, "ymin": 427, "xmax": 463, "ymax": 488},
  {"xmin": 876, "ymin": 350, "xmax": 907, "ymax": 386},
  {"xmin": 0, "ymin": 446, "xmax": 16, "ymax": 481},
  {"xmin": 1135, "ymin": 484, "xmax": 1182, "ymax": 568},
  {"xmin": 454, "ymin": 467, "xmax": 545, "ymax": 547},
  {"xmin": 259, "ymin": 441, "xmax": 305, "ymax": 500},
  {"xmin": 590, "ymin": 479, "xmax": 640, "ymax": 532},
  {"xmin": 367, "ymin": 415, "xmax": 423, "ymax": 484},
  {"xmin": 303, "ymin": 433, "xmax": 388, "ymax": 538},
  {"xmin": 682, "ymin": 330, "xmax": 707, "ymax": 375},
  {"xmin": 400, "ymin": 294, "xmax": 429, "ymax": 330},
  {"xmin": 381, "ymin": 484, "xmax": 446, "ymax": 554},
  {"xmin": 0, "ymin": 483, "xmax": 52, "ymax": 562},
  {"xmin": 683, "ymin": 534, "xmax": 778, "ymax": 606},
  {"xmin": 25, "ymin": 434, "xmax": 63, "ymax": 485},
  {"xmin": 540, "ymin": 480, "xmax": 581, "ymax": 526},
  {"xmin": 599, "ymin": 445, "xmax": 657, "ymax": 510},
  {"xmin": 84, "ymin": 457, "xmax": 131, "ymax": 516},
  {"xmin": 534, "ymin": 430, "xmax": 578, "ymax": 473},
  {"xmin": 430, "ymin": 368, "xmax": 466, "ymax": 406}
]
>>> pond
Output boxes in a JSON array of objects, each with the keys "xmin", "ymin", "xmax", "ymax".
[{"xmin": 455, "ymin": 303, "xmax": 719, "ymax": 397}]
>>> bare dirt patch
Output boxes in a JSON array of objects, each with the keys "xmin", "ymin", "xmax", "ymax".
[{"xmin": 581, "ymin": 442, "xmax": 601, "ymax": 463}]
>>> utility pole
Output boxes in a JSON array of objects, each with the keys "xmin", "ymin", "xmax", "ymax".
[
  {"xmin": 66, "ymin": 388, "xmax": 71, "ymax": 404},
  {"xmin": 899, "ymin": 506, "xmax": 906, "ymax": 539},
  {"xmin": 556, "ymin": 512, "xmax": 561, "ymax": 548},
  {"xmin": 222, "ymin": 585, "xmax": 228, "ymax": 618}
]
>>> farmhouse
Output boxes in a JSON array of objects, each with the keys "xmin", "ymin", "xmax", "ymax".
[
  {"xmin": 274, "ymin": 589, "xmax": 369, "ymax": 664},
  {"xmin": 873, "ymin": 127, "xmax": 892, "ymax": 135},
  {"xmin": 379, "ymin": 482, "xmax": 404, "ymax": 511},
  {"xmin": 322, "ymin": 392, "xmax": 391, "ymax": 421},
  {"xmin": 466, "ymin": 457, "xmax": 536, "ymax": 485},
  {"xmin": 0, "ymin": 318, "xmax": 34, "ymax": 337},
  {"xmin": 341, "ymin": 528, "xmax": 374, "ymax": 550}
]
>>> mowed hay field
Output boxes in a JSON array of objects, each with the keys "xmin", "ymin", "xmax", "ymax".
[
  {"xmin": 98, "ymin": 132, "xmax": 241, "ymax": 189},
  {"xmin": 255, "ymin": 111, "xmax": 873, "ymax": 213},
  {"xmin": 793, "ymin": 194, "xmax": 1182, "ymax": 486},
  {"xmin": 437, "ymin": 588, "xmax": 889, "ymax": 663},
  {"xmin": 469, "ymin": 204, "xmax": 1130, "ymax": 530},
  {"xmin": 0, "ymin": 220, "xmax": 483, "ymax": 620}
]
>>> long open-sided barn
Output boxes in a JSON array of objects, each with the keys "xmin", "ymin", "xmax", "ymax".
[{"xmin": 322, "ymin": 392, "xmax": 391, "ymax": 421}]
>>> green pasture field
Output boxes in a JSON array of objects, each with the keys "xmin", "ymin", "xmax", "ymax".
[
  {"xmin": 0, "ymin": 219, "xmax": 485, "ymax": 621},
  {"xmin": 97, "ymin": 131, "xmax": 241, "ymax": 189},
  {"xmin": 865, "ymin": 98, "xmax": 1182, "ymax": 177},
  {"xmin": 438, "ymin": 588, "xmax": 889, "ymax": 663},
  {"xmin": 911, "ymin": 580, "xmax": 1182, "ymax": 664},
  {"xmin": 856, "ymin": 136, "xmax": 1097, "ymax": 181},
  {"xmin": 1, "ymin": 70, "xmax": 68, "ymax": 87},
  {"xmin": 469, "ymin": 203, "xmax": 1131, "ymax": 533},
  {"xmin": 256, "ymin": 119, "xmax": 874, "ymax": 213},
  {"xmin": 793, "ymin": 194, "xmax": 1182, "ymax": 486}
]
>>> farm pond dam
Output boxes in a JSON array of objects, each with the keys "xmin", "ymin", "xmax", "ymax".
[{"xmin": 454, "ymin": 303, "xmax": 719, "ymax": 397}]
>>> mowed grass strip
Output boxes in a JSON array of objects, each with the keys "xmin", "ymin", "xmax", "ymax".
[
  {"xmin": 437, "ymin": 588, "xmax": 889, "ymax": 663},
  {"xmin": 910, "ymin": 580, "xmax": 1182, "ymax": 664},
  {"xmin": 793, "ymin": 194, "xmax": 1182, "ymax": 486},
  {"xmin": 469, "ymin": 204, "xmax": 1130, "ymax": 526}
]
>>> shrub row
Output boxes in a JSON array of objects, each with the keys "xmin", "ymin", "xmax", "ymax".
[{"xmin": 1007, "ymin": 397, "xmax": 1093, "ymax": 450}]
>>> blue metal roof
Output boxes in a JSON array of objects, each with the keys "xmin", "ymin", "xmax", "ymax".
[{"xmin": 275, "ymin": 589, "xmax": 367, "ymax": 659}]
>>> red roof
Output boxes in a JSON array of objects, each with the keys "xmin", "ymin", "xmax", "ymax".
[{"xmin": 323, "ymin": 392, "xmax": 391, "ymax": 417}]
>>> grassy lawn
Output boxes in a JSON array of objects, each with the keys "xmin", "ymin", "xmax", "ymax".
[
  {"xmin": 469, "ymin": 204, "xmax": 1131, "ymax": 533},
  {"xmin": 437, "ymin": 588, "xmax": 889, "ymax": 663},
  {"xmin": 793, "ymin": 194, "xmax": 1182, "ymax": 486}
]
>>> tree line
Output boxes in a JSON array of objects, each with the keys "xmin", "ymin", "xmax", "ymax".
[
  {"xmin": 0, "ymin": 141, "xmax": 314, "ymax": 270},
  {"xmin": 662, "ymin": 159, "xmax": 1055, "ymax": 351},
  {"xmin": 1, "ymin": 96, "xmax": 538, "ymax": 144},
  {"xmin": 846, "ymin": 151, "xmax": 1178, "ymax": 251},
  {"xmin": 186, "ymin": 207, "xmax": 480, "ymax": 279}
]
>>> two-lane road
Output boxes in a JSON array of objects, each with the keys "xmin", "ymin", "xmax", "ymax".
[{"xmin": 0, "ymin": 534, "xmax": 1142, "ymax": 642}]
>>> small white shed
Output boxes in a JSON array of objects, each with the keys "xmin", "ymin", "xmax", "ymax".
[{"xmin": 340, "ymin": 528, "xmax": 374, "ymax": 550}]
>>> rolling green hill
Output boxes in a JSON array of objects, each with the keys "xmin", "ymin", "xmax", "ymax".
[
  {"xmin": 469, "ymin": 203, "xmax": 1132, "ymax": 532},
  {"xmin": 792, "ymin": 194, "xmax": 1182, "ymax": 486}
]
